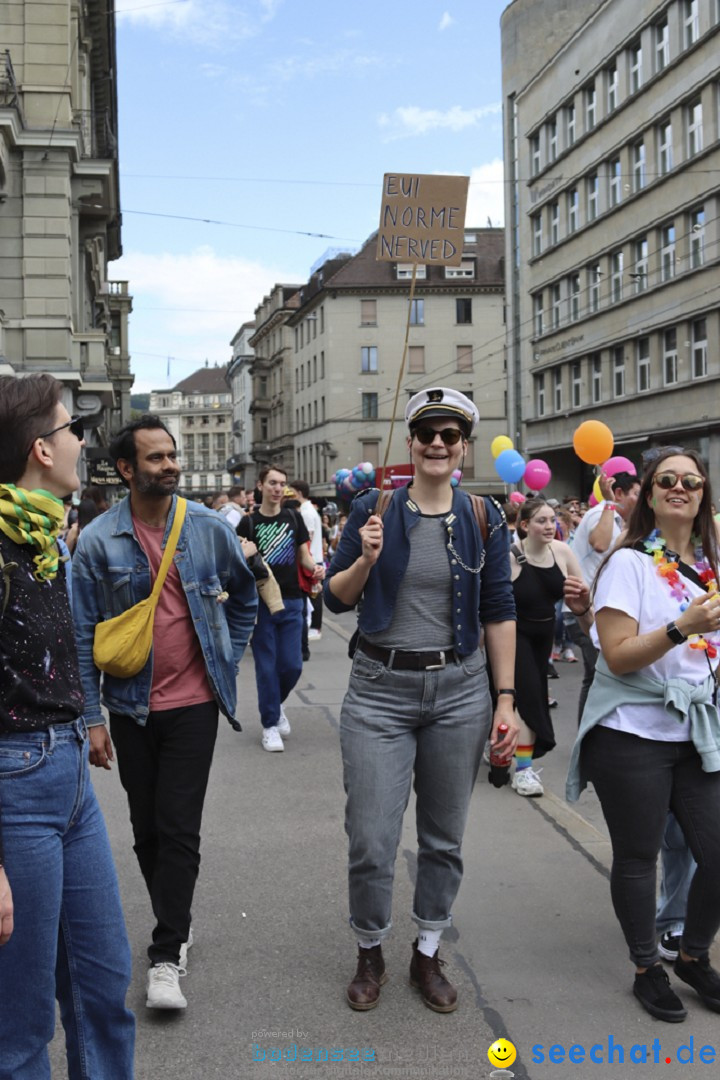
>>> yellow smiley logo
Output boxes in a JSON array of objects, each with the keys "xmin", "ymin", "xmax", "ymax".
[{"xmin": 488, "ymin": 1039, "xmax": 517, "ymax": 1068}]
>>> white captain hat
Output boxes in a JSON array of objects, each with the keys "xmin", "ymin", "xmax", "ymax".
[{"xmin": 405, "ymin": 387, "xmax": 479, "ymax": 437}]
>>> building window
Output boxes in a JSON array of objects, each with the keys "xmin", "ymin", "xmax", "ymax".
[
  {"xmin": 565, "ymin": 102, "xmax": 576, "ymax": 147},
  {"xmin": 687, "ymin": 100, "xmax": 703, "ymax": 156},
  {"xmin": 362, "ymin": 393, "xmax": 378, "ymax": 420},
  {"xmin": 396, "ymin": 263, "xmax": 426, "ymax": 280},
  {"xmin": 571, "ymin": 361, "xmax": 582, "ymax": 407},
  {"xmin": 629, "ymin": 41, "xmax": 643, "ymax": 92},
  {"xmin": 613, "ymin": 347, "xmax": 625, "ymax": 398},
  {"xmin": 533, "ymin": 293, "xmax": 544, "ymax": 336},
  {"xmin": 536, "ymin": 373, "xmax": 545, "ymax": 416},
  {"xmin": 588, "ymin": 264, "xmax": 601, "ymax": 312},
  {"xmin": 567, "ymin": 188, "xmax": 579, "ymax": 233},
  {"xmin": 585, "ymin": 81, "xmax": 596, "ymax": 130},
  {"xmin": 636, "ymin": 337, "xmax": 651, "ymax": 392},
  {"xmin": 606, "ymin": 63, "xmax": 618, "ymax": 112},
  {"xmin": 658, "ymin": 120, "xmax": 673, "ymax": 175},
  {"xmin": 550, "ymin": 201, "xmax": 559, "ymax": 244},
  {"xmin": 690, "ymin": 206, "xmax": 705, "ymax": 267},
  {"xmin": 185, "ymin": 434, "xmax": 194, "ymax": 452},
  {"xmin": 321, "ymin": 396, "xmax": 325, "ymax": 422},
  {"xmin": 569, "ymin": 274, "xmax": 580, "ymax": 322},
  {"xmin": 655, "ymin": 17, "xmax": 669, "ymax": 72},
  {"xmin": 532, "ymin": 213, "xmax": 542, "ymax": 256},
  {"xmin": 361, "ymin": 440, "xmax": 378, "ymax": 463},
  {"xmin": 684, "ymin": 0, "xmax": 699, "ymax": 47},
  {"xmin": 609, "ymin": 158, "xmax": 621, "ymax": 206},
  {"xmin": 661, "ymin": 223, "xmax": 676, "ymax": 281},
  {"xmin": 409, "ymin": 298, "xmax": 425, "ymax": 325},
  {"xmin": 360, "ymin": 299, "xmax": 377, "ymax": 325},
  {"xmin": 260, "ymin": 417, "xmax": 269, "ymax": 439},
  {"xmin": 444, "ymin": 260, "xmax": 475, "ymax": 279},
  {"xmin": 361, "ymin": 346, "xmax": 378, "ymax": 372},
  {"xmin": 408, "ymin": 345, "xmax": 425, "ymax": 373},
  {"xmin": 633, "ymin": 237, "xmax": 648, "ymax": 292},
  {"xmin": 531, "ymin": 133, "xmax": 541, "ymax": 176},
  {"xmin": 553, "ymin": 368, "xmax": 562, "ymax": 412},
  {"xmin": 548, "ymin": 115, "xmax": 558, "ymax": 161},
  {"xmin": 692, "ymin": 318, "xmax": 707, "ymax": 378},
  {"xmin": 456, "ymin": 345, "xmax": 473, "ymax": 373},
  {"xmin": 586, "ymin": 174, "xmax": 598, "ymax": 221},
  {"xmin": 591, "ymin": 353, "xmax": 602, "ymax": 403},
  {"xmin": 663, "ymin": 328, "xmax": 678, "ymax": 384},
  {"xmin": 320, "ymin": 306, "xmax": 324, "ymax": 333},
  {"xmin": 552, "ymin": 283, "xmax": 562, "ymax": 329},
  {"xmin": 456, "ymin": 298, "xmax": 472, "ymax": 324},
  {"xmin": 611, "ymin": 250, "xmax": 624, "ymax": 302},
  {"xmin": 632, "ymin": 141, "xmax": 646, "ymax": 192}
]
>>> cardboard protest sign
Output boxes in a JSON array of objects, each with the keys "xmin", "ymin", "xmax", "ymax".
[{"xmin": 376, "ymin": 173, "xmax": 469, "ymax": 266}]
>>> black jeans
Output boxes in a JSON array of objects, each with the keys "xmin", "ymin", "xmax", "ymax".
[
  {"xmin": 110, "ymin": 701, "xmax": 218, "ymax": 965},
  {"xmin": 583, "ymin": 724, "xmax": 720, "ymax": 968}
]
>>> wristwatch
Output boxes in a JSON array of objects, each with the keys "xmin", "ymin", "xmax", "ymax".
[{"xmin": 666, "ymin": 621, "xmax": 688, "ymax": 645}]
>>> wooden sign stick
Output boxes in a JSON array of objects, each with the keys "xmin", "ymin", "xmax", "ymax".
[{"xmin": 381, "ymin": 261, "xmax": 418, "ymax": 482}]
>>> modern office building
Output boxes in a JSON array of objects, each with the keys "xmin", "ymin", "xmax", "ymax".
[
  {"xmin": 502, "ymin": 0, "xmax": 720, "ymax": 489},
  {"xmin": 0, "ymin": 0, "xmax": 133, "ymax": 443}
]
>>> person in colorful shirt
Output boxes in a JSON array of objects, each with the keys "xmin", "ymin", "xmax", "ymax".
[
  {"xmin": 567, "ymin": 448, "xmax": 720, "ymax": 1023},
  {"xmin": 0, "ymin": 373, "xmax": 135, "ymax": 1078}
]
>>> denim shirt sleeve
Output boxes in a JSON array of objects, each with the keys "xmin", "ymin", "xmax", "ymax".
[
  {"xmin": 220, "ymin": 531, "xmax": 258, "ymax": 664},
  {"xmin": 478, "ymin": 500, "xmax": 516, "ymax": 626},
  {"xmin": 323, "ymin": 494, "xmax": 376, "ymax": 613},
  {"xmin": 70, "ymin": 536, "xmax": 105, "ymax": 726}
]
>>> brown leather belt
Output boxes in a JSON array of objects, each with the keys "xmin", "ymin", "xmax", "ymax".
[{"xmin": 358, "ymin": 639, "xmax": 458, "ymax": 671}]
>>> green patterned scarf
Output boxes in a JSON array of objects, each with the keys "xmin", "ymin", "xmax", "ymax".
[{"xmin": 0, "ymin": 484, "xmax": 65, "ymax": 581}]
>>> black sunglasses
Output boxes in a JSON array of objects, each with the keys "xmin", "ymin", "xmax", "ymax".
[
  {"xmin": 413, "ymin": 426, "xmax": 464, "ymax": 446},
  {"xmin": 30, "ymin": 416, "xmax": 85, "ymax": 456},
  {"xmin": 653, "ymin": 471, "xmax": 704, "ymax": 491}
]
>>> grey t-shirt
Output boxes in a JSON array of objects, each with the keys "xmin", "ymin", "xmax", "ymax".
[{"xmin": 365, "ymin": 514, "xmax": 454, "ymax": 650}]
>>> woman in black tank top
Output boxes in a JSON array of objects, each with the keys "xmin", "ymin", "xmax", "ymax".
[{"xmin": 508, "ymin": 498, "xmax": 593, "ymax": 797}]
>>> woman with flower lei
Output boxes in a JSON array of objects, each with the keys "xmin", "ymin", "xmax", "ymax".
[{"xmin": 567, "ymin": 448, "xmax": 720, "ymax": 1023}]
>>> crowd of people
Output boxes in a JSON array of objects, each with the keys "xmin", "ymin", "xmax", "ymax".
[{"xmin": 2, "ymin": 374, "xmax": 720, "ymax": 1077}]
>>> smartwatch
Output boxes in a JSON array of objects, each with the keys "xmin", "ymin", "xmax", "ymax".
[{"xmin": 666, "ymin": 621, "xmax": 688, "ymax": 645}]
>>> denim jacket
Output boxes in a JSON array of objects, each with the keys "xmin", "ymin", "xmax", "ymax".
[
  {"xmin": 72, "ymin": 494, "xmax": 258, "ymax": 729},
  {"xmin": 324, "ymin": 485, "xmax": 515, "ymax": 656}
]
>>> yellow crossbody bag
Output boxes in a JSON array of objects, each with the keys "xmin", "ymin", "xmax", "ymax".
[{"xmin": 92, "ymin": 498, "xmax": 187, "ymax": 678}]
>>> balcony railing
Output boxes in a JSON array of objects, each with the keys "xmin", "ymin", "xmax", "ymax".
[
  {"xmin": 72, "ymin": 107, "xmax": 118, "ymax": 159},
  {"xmin": 0, "ymin": 51, "xmax": 23, "ymax": 124}
]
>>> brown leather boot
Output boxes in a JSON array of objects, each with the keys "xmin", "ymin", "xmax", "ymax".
[
  {"xmin": 409, "ymin": 939, "xmax": 458, "ymax": 1012},
  {"xmin": 346, "ymin": 945, "xmax": 388, "ymax": 1010}
]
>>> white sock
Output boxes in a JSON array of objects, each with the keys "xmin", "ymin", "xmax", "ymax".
[
  {"xmin": 358, "ymin": 937, "xmax": 382, "ymax": 950},
  {"xmin": 417, "ymin": 929, "xmax": 442, "ymax": 957}
]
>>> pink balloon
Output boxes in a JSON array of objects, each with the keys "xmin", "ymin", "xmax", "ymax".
[
  {"xmin": 602, "ymin": 455, "xmax": 636, "ymax": 477},
  {"xmin": 588, "ymin": 493, "xmax": 598, "ymax": 507},
  {"xmin": 523, "ymin": 459, "xmax": 552, "ymax": 491},
  {"xmin": 509, "ymin": 491, "xmax": 526, "ymax": 505}
]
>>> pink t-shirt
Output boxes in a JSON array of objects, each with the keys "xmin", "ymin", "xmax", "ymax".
[{"xmin": 133, "ymin": 514, "xmax": 213, "ymax": 711}]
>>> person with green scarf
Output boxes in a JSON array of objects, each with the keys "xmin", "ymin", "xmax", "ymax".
[{"xmin": 0, "ymin": 373, "xmax": 135, "ymax": 1078}]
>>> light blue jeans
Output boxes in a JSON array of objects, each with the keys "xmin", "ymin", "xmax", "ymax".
[
  {"xmin": 0, "ymin": 720, "xmax": 135, "ymax": 1079},
  {"xmin": 656, "ymin": 811, "xmax": 696, "ymax": 936},
  {"xmin": 340, "ymin": 647, "xmax": 492, "ymax": 941}
]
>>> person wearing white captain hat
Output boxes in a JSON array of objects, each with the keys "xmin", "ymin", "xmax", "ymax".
[{"xmin": 325, "ymin": 385, "xmax": 517, "ymax": 1014}]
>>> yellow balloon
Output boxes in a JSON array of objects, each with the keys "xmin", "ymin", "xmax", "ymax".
[
  {"xmin": 593, "ymin": 476, "xmax": 603, "ymax": 503},
  {"xmin": 491, "ymin": 435, "xmax": 513, "ymax": 459}
]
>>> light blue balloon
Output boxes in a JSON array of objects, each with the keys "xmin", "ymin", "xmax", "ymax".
[{"xmin": 495, "ymin": 449, "xmax": 526, "ymax": 484}]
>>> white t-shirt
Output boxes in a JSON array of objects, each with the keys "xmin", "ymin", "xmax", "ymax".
[
  {"xmin": 572, "ymin": 501, "xmax": 623, "ymax": 587},
  {"xmin": 299, "ymin": 500, "xmax": 323, "ymax": 564},
  {"xmin": 594, "ymin": 547, "xmax": 718, "ymax": 740}
]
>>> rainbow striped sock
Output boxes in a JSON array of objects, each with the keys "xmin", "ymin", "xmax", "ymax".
[{"xmin": 515, "ymin": 745, "xmax": 534, "ymax": 771}]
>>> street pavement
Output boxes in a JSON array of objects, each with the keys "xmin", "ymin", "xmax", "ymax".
[{"xmin": 50, "ymin": 615, "xmax": 720, "ymax": 1080}]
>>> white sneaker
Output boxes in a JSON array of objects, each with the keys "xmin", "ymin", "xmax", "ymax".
[
  {"xmin": 178, "ymin": 927, "xmax": 193, "ymax": 968},
  {"xmin": 562, "ymin": 647, "xmax": 578, "ymax": 663},
  {"xmin": 146, "ymin": 962, "xmax": 187, "ymax": 1009},
  {"xmin": 512, "ymin": 767, "xmax": 544, "ymax": 797},
  {"xmin": 262, "ymin": 725, "xmax": 284, "ymax": 752},
  {"xmin": 277, "ymin": 705, "xmax": 291, "ymax": 737},
  {"xmin": 308, "ymin": 629, "xmax": 322, "ymax": 640}
]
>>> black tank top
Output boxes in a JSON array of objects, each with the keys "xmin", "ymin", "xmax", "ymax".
[{"xmin": 512, "ymin": 552, "xmax": 565, "ymax": 622}]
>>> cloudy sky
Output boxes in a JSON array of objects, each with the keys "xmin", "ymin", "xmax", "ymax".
[{"xmin": 113, "ymin": 0, "xmax": 508, "ymax": 392}]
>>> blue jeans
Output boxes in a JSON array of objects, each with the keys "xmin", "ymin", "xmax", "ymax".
[
  {"xmin": 656, "ymin": 811, "xmax": 695, "ymax": 936},
  {"xmin": 340, "ymin": 647, "xmax": 492, "ymax": 940},
  {"xmin": 0, "ymin": 720, "xmax": 135, "ymax": 1079},
  {"xmin": 251, "ymin": 597, "xmax": 304, "ymax": 728}
]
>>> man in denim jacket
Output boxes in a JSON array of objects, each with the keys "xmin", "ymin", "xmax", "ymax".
[{"xmin": 73, "ymin": 416, "xmax": 257, "ymax": 1011}]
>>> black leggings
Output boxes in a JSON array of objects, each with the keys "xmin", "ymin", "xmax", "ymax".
[{"xmin": 583, "ymin": 724, "xmax": 720, "ymax": 968}]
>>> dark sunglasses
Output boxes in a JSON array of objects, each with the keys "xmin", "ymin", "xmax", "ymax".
[
  {"xmin": 29, "ymin": 416, "xmax": 84, "ymax": 456},
  {"xmin": 653, "ymin": 471, "xmax": 704, "ymax": 491},
  {"xmin": 413, "ymin": 426, "xmax": 464, "ymax": 446}
]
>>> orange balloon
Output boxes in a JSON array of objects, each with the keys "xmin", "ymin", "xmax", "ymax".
[{"xmin": 573, "ymin": 421, "xmax": 614, "ymax": 465}]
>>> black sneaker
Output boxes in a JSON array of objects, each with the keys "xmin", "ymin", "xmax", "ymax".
[
  {"xmin": 674, "ymin": 955, "xmax": 720, "ymax": 1012},
  {"xmin": 548, "ymin": 662, "xmax": 559, "ymax": 679},
  {"xmin": 658, "ymin": 931, "xmax": 682, "ymax": 962},
  {"xmin": 633, "ymin": 965, "xmax": 687, "ymax": 1022}
]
